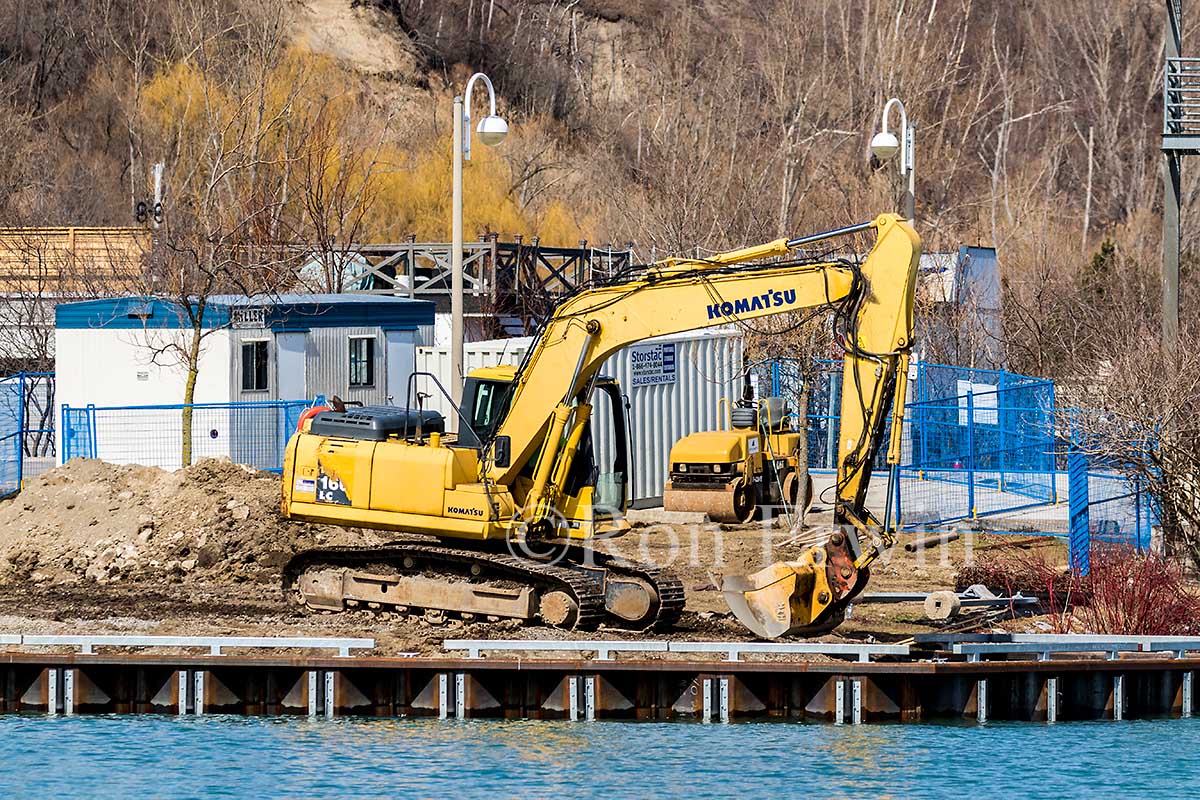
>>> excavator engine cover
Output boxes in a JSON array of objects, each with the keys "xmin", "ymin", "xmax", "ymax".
[{"xmin": 309, "ymin": 406, "xmax": 445, "ymax": 441}]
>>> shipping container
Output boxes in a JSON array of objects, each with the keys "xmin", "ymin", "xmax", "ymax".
[{"xmin": 414, "ymin": 329, "xmax": 744, "ymax": 505}]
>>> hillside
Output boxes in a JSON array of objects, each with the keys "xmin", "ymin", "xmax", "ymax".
[{"xmin": 0, "ymin": 0, "xmax": 1193, "ymax": 380}]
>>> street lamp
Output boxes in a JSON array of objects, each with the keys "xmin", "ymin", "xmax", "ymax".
[
  {"xmin": 451, "ymin": 72, "xmax": 508, "ymax": 412},
  {"xmin": 870, "ymin": 97, "xmax": 915, "ymax": 225}
]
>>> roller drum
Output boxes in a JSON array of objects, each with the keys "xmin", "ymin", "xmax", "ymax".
[
  {"xmin": 663, "ymin": 476, "xmax": 757, "ymax": 523},
  {"xmin": 781, "ymin": 471, "xmax": 815, "ymax": 516}
]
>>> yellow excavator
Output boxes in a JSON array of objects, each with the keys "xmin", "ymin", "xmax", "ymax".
[{"xmin": 280, "ymin": 213, "xmax": 919, "ymax": 638}]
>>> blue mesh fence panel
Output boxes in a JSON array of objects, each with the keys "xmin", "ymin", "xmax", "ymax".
[
  {"xmin": 1085, "ymin": 472, "xmax": 1154, "ymax": 550},
  {"xmin": 803, "ymin": 362, "xmax": 844, "ymax": 470},
  {"xmin": 0, "ymin": 376, "xmax": 24, "ymax": 496},
  {"xmin": 60, "ymin": 399, "xmax": 320, "ymax": 473},
  {"xmin": 916, "ymin": 362, "xmax": 1047, "ymax": 404},
  {"xmin": 62, "ymin": 406, "xmax": 95, "ymax": 461},
  {"xmin": 754, "ymin": 358, "xmax": 896, "ymax": 472},
  {"xmin": 18, "ymin": 373, "xmax": 55, "ymax": 481},
  {"xmin": 1064, "ymin": 413, "xmax": 1159, "ymax": 562},
  {"xmin": 754, "ymin": 359, "xmax": 1047, "ymax": 479},
  {"xmin": 678, "ymin": 357, "xmax": 1065, "ymax": 529},
  {"xmin": 896, "ymin": 380, "xmax": 1057, "ymax": 527}
]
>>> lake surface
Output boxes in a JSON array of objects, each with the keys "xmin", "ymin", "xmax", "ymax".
[{"xmin": 0, "ymin": 714, "xmax": 1195, "ymax": 799}]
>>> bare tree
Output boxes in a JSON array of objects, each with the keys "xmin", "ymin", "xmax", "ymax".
[
  {"xmin": 120, "ymin": 0, "xmax": 309, "ymax": 465},
  {"xmin": 1067, "ymin": 330, "xmax": 1200, "ymax": 568},
  {"xmin": 290, "ymin": 96, "xmax": 392, "ymax": 293}
]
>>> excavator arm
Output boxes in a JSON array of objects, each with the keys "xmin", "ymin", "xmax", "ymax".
[{"xmin": 483, "ymin": 214, "xmax": 920, "ymax": 637}]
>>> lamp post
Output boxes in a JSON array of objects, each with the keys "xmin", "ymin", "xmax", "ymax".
[
  {"xmin": 870, "ymin": 97, "xmax": 915, "ymax": 225},
  {"xmin": 451, "ymin": 72, "xmax": 509, "ymax": 411}
]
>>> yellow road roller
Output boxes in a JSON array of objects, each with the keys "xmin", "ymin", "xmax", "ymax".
[{"xmin": 663, "ymin": 396, "xmax": 814, "ymax": 523}]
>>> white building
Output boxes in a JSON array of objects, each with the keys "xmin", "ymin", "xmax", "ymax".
[{"xmin": 55, "ymin": 293, "xmax": 434, "ymax": 467}]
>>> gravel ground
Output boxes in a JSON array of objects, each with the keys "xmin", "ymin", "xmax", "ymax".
[{"xmin": 0, "ymin": 460, "xmax": 1067, "ymax": 657}]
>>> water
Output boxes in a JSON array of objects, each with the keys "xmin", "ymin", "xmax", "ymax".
[{"xmin": 1, "ymin": 715, "xmax": 1196, "ymax": 799}]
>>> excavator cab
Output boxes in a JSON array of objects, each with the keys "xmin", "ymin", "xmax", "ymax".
[
  {"xmin": 458, "ymin": 367, "xmax": 631, "ymax": 523},
  {"xmin": 457, "ymin": 367, "xmax": 517, "ymax": 449}
]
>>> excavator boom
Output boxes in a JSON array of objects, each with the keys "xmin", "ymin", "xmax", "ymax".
[{"xmin": 484, "ymin": 213, "xmax": 920, "ymax": 637}]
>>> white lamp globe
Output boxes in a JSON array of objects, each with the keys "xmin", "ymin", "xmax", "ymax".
[
  {"xmin": 476, "ymin": 115, "xmax": 509, "ymax": 147},
  {"xmin": 870, "ymin": 131, "xmax": 900, "ymax": 161}
]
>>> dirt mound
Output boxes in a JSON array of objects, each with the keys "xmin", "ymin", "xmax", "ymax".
[{"xmin": 0, "ymin": 459, "xmax": 379, "ymax": 588}]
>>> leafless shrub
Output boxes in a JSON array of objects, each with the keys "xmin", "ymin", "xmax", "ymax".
[
  {"xmin": 956, "ymin": 544, "xmax": 1200, "ymax": 635},
  {"xmin": 1065, "ymin": 329, "xmax": 1200, "ymax": 569}
]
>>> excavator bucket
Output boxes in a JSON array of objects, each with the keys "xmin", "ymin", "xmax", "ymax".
[
  {"xmin": 720, "ymin": 542, "xmax": 847, "ymax": 639},
  {"xmin": 722, "ymin": 562, "xmax": 812, "ymax": 639}
]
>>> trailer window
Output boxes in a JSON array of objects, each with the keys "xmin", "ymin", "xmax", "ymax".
[
  {"xmin": 241, "ymin": 341, "xmax": 269, "ymax": 392},
  {"xmin": 349, "ymin": 337, "xmax": 375, "ymax": 387}
]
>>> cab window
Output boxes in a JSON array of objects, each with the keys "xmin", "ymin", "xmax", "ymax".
[
  {"xmin": 472, "ymin": 381, "xmax": 511, "ymax": 434},
  {"xmin": 458, "ymin": 377, "xmax": 514, "ymax": 447}
]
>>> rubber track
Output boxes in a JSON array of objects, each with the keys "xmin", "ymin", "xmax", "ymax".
[
  {"xmin": 566, "ymin": 547, "xmax": 686, "ymax": 632},
  {"xmin": 282, "ymin": 543, "xmax": 607, "ymax": 631}
]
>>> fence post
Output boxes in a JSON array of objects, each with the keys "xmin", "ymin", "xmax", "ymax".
[
  {"xmin": 16, "ymin": 372, "xmax": 26, "ymax": 490},
  {"xmin": 825, "ymin": 370, "xmax": 839, "ymax": 470},
  {"xmin": 60, "ymin": 404, "xmax": 69, "ymax": 464},
  {"xmin": 87, "ymin": 404, "xmax": 98, "ymax": 460},
  {"xmin": 893, "ymin": 462, "xmax": 903, "ymax": 529},
  {"xmin": 966, "ymin": 391, "xmax": 976, "ymax": 518},
  {"xmin": 997, "ymin": 373, "xmax": 1007, "ymax": 494},
  {"xmin": 917, "ymin": 363, "xmax": 926, "ymax": 472},
  {"xmin": 1050, "ymin": 387, "xmax": 1061, "ymax": 504},
  {"xmin": 1134, "ymin": 479, "xmax": 1143, "ymax": 554},
  {"xmin": 1067, "ymin": 446, "xmax": 1090, "ymax": 576}
]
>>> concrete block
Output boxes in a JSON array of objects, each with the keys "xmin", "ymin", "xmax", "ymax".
[
  {"xmin": 410, "ymin": 675, "xmax": 445, "ymax": 715},
  {"xmin": 725, "ymin": 675, "xmax": 766, "ymax": 716},
  {"xmin": 804, "ymin": 677, "xmax": 841, "ymax": 719},
  {"xmin": 70, "ymin": 670, "xmax": 111, "ymax": 712},
  {"xmin": 19, "ymin": 669, "xmax": 52, "ymax": 712},
  {"xmin": 670, "ymin": 676, "xmax": 708, "ymax": 717},
  {"xmin": 858, "ymin": 677, "xmax": 900, "ymax": 717},
  {"xmin": 591, "ymin": 675, "xmax": 634, "ymax": 715},
  {"xmin": 458, "ymin": 674, "xmax": 501, "ymax": 716},
  {"xmin": 626, "ymin": 508, "xmax": 708, "ymax": 526},
  {"xmin": 201, "ymin": 671, "xmax": 241, "ymax": 713}
]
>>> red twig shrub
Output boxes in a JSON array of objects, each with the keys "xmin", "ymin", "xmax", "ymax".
[
  {"xmin": 1077, "ymin": 547, "xmax": 1200, "ymax": 635},
  {"xmin": 955, "ymin": 548, "xmax": 1078, "ymax": 631},
  {"xmin": 954, "ymin": 544, "xmax": 1200, "ymax": 635},
  {"xmin": 954, "ymin": 549, "xmax": 1063, "ymax": 596}
]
